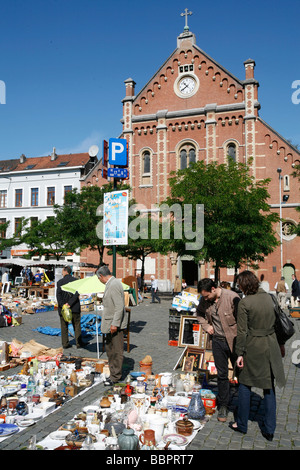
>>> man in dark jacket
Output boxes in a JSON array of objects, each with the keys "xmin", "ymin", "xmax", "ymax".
[
  {"xmin": 197, "ymin": 278, "xmax": 240, "ymax": 423},
  {"xmin": 291, "ymin": 274, "xmax": 300, "ymax": 308},
  {"xmin": 56, "ymin": 266, "xmax": 83, "ymax": 349}
]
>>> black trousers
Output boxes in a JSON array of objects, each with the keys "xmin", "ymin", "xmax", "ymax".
[
  {"xmin": 212, "ymin": 336, "xmax": 236, "ymax": 408},
  {"xmin": 60, "ymin": 312, "xmax": 82, "ymax": 348}
]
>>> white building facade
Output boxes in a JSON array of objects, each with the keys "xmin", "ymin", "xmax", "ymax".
[{"xmin": 0, "ymin": 150, "xmax": 96, "ymax": 268}]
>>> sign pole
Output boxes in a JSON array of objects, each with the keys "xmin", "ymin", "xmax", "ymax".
[
  {"xmin": 112, "ymin": 177, "xmax": 117, "ymax": 277},
  {"xmin": 104, "ymin": 137, "xmax": 129, "ymax": 278}
]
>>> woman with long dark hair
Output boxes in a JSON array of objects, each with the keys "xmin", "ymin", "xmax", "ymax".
[{"xmin": 229, "ymin": 271, "xmax": 285, "ymax": 441}]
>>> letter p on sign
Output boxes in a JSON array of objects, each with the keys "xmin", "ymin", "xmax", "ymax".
[{"xmin": 109, "ymin": 138, "xmax": 127, "ymax": 166}]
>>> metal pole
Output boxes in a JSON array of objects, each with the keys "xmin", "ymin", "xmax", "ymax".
[
  {"xmin": 277, "ymin": 168, "xmax": 283, "ymax": 276},
  {"xmin": 112, "ymin": 177, "xmax": 117, "ymax": 277}
]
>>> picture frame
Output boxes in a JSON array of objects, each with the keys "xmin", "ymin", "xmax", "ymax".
[
  {"xmin": 178, "ymin": 315, "xmax": 207, "ymax": 348},
  {"xmin": 182, "ymin": 355, "xmax": 195, "ymax": 372},
  {"xmin": 183, "ymin": 347, "xmax": 205, "ymax": 371}
]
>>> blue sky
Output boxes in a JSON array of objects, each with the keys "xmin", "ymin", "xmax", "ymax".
[{"xmin": 0, "ymin": 0, "xmax": 299, "ymax": 161}]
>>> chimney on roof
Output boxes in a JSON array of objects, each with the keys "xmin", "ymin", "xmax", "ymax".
[
  {"xmin": 51, "ymin": 147, "xmax": 58, "ymax": 161},
  {"xmin": 20, "ymin": 154, "xmax": 26, "ymax": 164}
]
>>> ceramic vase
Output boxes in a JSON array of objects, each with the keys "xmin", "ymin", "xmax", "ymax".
[
  {"xmin": 187, "ymin": 391, "xmax": 206, "ymax": 420},
  {"xmin": 117, "ymin": 428, "xmax": 139, "ymax": 450}
]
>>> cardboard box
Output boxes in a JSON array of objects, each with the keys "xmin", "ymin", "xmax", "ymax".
[
  {"xmin": 181, "ymin": 289, "xmax": 200, "ymax": 305},
  {"xmin": 172, "ymin": 296, "xmax": 194, "ymax": 311}
]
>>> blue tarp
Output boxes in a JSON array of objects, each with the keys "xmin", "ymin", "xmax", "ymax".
[{"xmin": 33, "ymin": 314, "xmax": 102, "ymax": 338}]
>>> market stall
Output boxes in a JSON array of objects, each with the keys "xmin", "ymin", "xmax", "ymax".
[
  {"xmin": 0, "ymin": 354, "xmax": 109, "ymax": 443},
  {"xmin": 0, "ymin": 351, "xmax": 217, "ymax": 450},
  {"xmin": 34, "ymin": 358, "xmax": 217, "ymax": 451}
]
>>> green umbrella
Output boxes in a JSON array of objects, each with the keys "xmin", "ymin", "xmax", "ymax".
[
  {"xmin": 62, "ymin": 275, "xmax": 129, "ymax": 294},
  {"xmin": 62, "ymin": 275, "xmax": 129, "ymax": 358}
]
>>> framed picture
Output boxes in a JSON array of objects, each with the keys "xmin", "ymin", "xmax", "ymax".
[
  {"xmin": 182, "ymin": 347, "xmax": 205, "ymax": 371},
  {"xmin": 182, "ymin": 355, "xmax": 195, "ymax": 372},
  {"xmin": 178, "ymin": 316, "xmax": 207, "ymax": 348}
]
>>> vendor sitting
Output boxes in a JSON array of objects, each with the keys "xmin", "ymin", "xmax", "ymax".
[{"xmin": 34, "ymin": 270, "xmax": 43, "ymax": 284}]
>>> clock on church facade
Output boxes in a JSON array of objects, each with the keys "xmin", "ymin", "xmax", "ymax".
[{"xmin": 83, "ymin": 12, "xmax": 300, "ymax": 291}]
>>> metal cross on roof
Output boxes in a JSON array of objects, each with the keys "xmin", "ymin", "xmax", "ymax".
[{"xmin": 181, "ymin": 8, "xmax": 192, "ymax": 31}]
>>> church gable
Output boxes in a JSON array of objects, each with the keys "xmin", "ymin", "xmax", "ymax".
[{"xmin": 132, "ymin": 40, "xmax": 245, "ymax": 116}]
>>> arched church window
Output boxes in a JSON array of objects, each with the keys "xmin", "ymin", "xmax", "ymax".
[
  {"xmin": 140, "ymin": 149, "xmax": 152, "ymax": 186},
  {"xmin": 180, "ymin": 149, "xmax": 187, "ymax": 169},
  {"xmin": 189, "ymin": 148, "xmax": 196, "ymax": 164},
  {"xmin": 179, "ymin": 144, "xmax": 197, "ymax": 169},
  {"xmin": 143, "ymin": 151, "xmax": 151, "ymax": 174},
  {"xmin": 227, "ymin": 143, "xmax": 236, "ymax": 162}
]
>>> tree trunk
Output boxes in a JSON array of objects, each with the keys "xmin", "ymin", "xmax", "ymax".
[{"xmin": 214, "ymin": 263, "xmax": 219, "ymax": 285}]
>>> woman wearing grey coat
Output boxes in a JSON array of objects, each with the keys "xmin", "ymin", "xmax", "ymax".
[{"xmin": 229, "ymin": 271, "xmax": 285, "ymax": 441}]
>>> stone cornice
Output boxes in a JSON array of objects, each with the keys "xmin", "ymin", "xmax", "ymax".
[{"xmin": 123, "ymin": 101, "xmax": 261, "ymax": 124}]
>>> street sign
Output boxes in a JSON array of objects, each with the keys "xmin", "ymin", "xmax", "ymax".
[
  {"xmin": 109, "ymin": 138, "xmax": 127, "ymax": 166},
  {"xmin": 107, "ymin": 168, "xmax": 129, "ymax": 179}
]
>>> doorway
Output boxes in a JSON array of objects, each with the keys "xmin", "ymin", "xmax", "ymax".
[
  {"xmin": 283, "ymin": 263, "xmax": 295, "ymax": 290},
  {"xmin": 182, "ymin": 260, "xmax": 198, "ymax": 287}
]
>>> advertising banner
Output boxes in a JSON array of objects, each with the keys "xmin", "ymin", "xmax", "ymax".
[{"xmin": 103, "ymin": 190, "xmax": 129, "ymax": 246}]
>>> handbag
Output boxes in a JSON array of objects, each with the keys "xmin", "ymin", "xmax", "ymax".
[{"xmin": 269, "ymin": 293, "xmax": 295, "ymax": 344}]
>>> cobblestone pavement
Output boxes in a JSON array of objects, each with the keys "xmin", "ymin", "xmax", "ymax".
[{"xmin": 0, "ymin": 296, "xmax": 299, "ymax": 451}]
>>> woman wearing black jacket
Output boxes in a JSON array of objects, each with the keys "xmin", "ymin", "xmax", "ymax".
[{"xmin": 229, "ymin": 271, "xmax": 285, "ymax": 441}]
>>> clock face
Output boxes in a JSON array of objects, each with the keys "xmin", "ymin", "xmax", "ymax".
[{"xmin": 178, "ymin": 76, "xmax": 196, "ymax": 95}]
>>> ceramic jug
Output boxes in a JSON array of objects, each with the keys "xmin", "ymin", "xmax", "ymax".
[
  {"xmin": 187, "ymin": 390, "xmax": 206, "ymax": 420},
  {"xmin": 117, "ymin": 428, "xmax": 139, "ymax": 450},
  {"xmin": 139, "ymin": 429, "xmax": 157, "ymax": 450},
  {"xmin": 139, "ymin": 429, "xmax": 156, "ymax": 447}
]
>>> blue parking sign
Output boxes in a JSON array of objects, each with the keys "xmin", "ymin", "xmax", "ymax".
[{"xmin": 109, "ymin": 138, "xmax": 127, "ymax": 166}]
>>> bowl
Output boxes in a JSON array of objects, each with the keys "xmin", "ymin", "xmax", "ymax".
[{"xmin": 130, "ymin": 371, "xmax": 146, "ymax": 379}]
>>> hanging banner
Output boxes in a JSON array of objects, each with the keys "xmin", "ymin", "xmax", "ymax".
[{"xmin": 103, "ymin": 190, "xmax": 129, "ymax": 246}]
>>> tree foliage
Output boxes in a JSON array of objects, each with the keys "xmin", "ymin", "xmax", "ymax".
[{"xmin": 164, "ymin": 158, "xmax": 280, "ymax": 282}]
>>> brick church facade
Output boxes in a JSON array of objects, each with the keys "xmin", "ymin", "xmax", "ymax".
[{"xmin": 82, "ymin": 18, "xmax": 300, "ymax": 291}]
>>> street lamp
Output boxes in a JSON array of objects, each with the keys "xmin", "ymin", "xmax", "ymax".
[{"xmin": 277, "ymin": 168, "xmax": 283, "ymax": 276}]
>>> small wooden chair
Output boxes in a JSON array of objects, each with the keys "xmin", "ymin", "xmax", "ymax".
[{"xmin": 102, "ymin": 307, "xmax": 131, "ymax": 352}]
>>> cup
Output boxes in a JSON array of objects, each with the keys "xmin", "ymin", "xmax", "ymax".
[
  {"xmin": 5, "ymin": 415, "xmax": 15, "ymax": 424},
  {"xmin": 139, "ymin": 429, "xmax": 156, "ymax": 447}
]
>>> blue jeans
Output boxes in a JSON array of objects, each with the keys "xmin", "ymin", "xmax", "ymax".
[{"xmin": 237, "ymin": 383, "xmax": 276, "ymax": 434}]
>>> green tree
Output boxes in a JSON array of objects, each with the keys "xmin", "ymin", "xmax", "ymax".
[
  {"xmin": 21, "ymin": 217, "xmax": 79, "ymax": 260},
  {"xmin": 115, "ymin": 211, "xmax": 170, "ymax": 289},
  {"xmin": 0, "ymin": 217, "xmax": 28, "ymax": 253},
  {"xmin": 164, "ymin": 159, "xmax": 279, "ymax": 283},
  {"xmin": 54, "ymin": 182, "xmax": 131, "ymax": 267}
]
